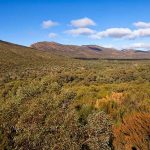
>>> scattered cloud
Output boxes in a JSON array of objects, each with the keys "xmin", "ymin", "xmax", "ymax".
[
  {"xmin": 65, "ymin": 28, "xmax": 96, "ymax": 36},
  {"xmin": 42, "ymin": 20, "xmax": 59, "ymax": 29},
  {"xmin": 134, "ymin": 21, "xmax": 150, "ymax": 28},
  {"xmin": 41, "ymin": 19, "xmax": 150, "ymax": 41},
  {"xmin": 127, "ymin": 43, "xmax": 150, "ymax": 50},
  {"xmin": 90, "ymin": 28, "xmax": 132, "ymax": 39},
  {"xmin": 102, "ymin": 43, "xmax": 150, "ymax": 50},
  {"xmin": 48, "ymin": 33, "xmax": 58, "ymax": 38},
  {"xmin": 132, "ymin": 28, "xmax": 150, "ymax": 38},
  {"xmin": 90, "ymin": 27, "xmax": 150, "ymax": 40},
  {"xmin": 101, "ymin": 44, "xmax": 116, "ymax": 49},
  {"xmin": 70, "ymin": 17, "xmax": 96, "ymax": 28}
]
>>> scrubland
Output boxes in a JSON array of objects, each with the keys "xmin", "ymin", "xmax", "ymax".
[{"xmin": 0, "ymin": 41, "xmax": 150, "ymax": 150}]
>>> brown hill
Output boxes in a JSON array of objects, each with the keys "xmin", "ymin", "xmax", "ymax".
[{"xmin": 31, "ymin": 41, "xmax": 150, "ymax": 59}]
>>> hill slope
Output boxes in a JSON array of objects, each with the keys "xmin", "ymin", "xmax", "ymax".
[
  {"xmin": 31, "ymin": 41, "xmax": 150, "ymax": 59},
  {"xmin": 0, "ymin": 40, "xmax": 73, "ymax": 74}
]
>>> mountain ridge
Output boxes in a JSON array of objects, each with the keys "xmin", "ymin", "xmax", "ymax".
[
  {"xmin": 31, "ymin": 41, "xmax": 150, "ymax": 59},
  {"xmin": 0, "ymin": 40, "xmax": 150, "ymax": 59}
]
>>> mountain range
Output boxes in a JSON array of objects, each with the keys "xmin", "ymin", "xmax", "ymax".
[
  {"xmin": 1, "ymin": 40, "xmax": 150, "ymax": 59},
  {"xmin": 31, "ymin": 41, "xmax": 150, "ymax": 59}
]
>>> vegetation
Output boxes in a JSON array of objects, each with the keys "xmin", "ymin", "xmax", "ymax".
[
  {"xmin": 113, "ymin": 113, "xmax": 150, "ymax": 150},
  {"xmin": 0, "ymin": 41, "xmax": 150, "ymax": 149}
]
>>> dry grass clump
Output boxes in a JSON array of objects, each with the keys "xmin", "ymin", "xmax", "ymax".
[{"xmin": 113, "ymin": 113, "xmax": 150, "ymax": 150}]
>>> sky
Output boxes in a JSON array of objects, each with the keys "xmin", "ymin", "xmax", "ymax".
[{"xmin": 1, "ymin": 0, "xmax": 150, "ymax": 50}]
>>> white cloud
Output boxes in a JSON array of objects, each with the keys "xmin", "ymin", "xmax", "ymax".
[
  {"xmin": 89, "ymin": 34, "xmax": 102, "ymax": 39},
  {"xmin": 64, "ymin": 21, "xmax": 150, "ymax": 40},
  {"xmin": 42, "ymin": 20, "xmax": 58, "ymax": 29},
  {"xmin": 134, "ymin": 21, "xmax": 150, "ymax": 28},
  {"xmin": 127, "ymin": 43, "xmax": 150, "ymax": 50},
  {"xmin": 90, "ymin": 27, "xmax": 150, "ymax": 40},
  {"xmin": 125, "ymin": 28, "xmax": 150, "ymax": 39},
  {"xmin": 101, "ymin": 44, "xmax": 116, "ymax": 49},
  {"xmin": 48, "ymin": 33, "xmax": 58, "ymax": 38},
  {"xmin": 100, "ymin": 28, "xmax": 132, "ymax": 38},
  {"xmin": 132, "ymin": 28, "xmax": 150, "ymax": 38},
  {"xmin": 70, "ymin": 17, "xmax": 96, "ymax": 28},
  {"xmin": 65, "ymin": 28, "xmax": 96, "ymax": 36},
  {"xmin": 90, "ymin": 28, "xmax": 132, "ymax": 39}
]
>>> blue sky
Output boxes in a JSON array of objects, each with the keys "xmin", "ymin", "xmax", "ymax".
[{"xmin": 1, "ymin": 0, "xmax": 150, "ymax": 49}]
